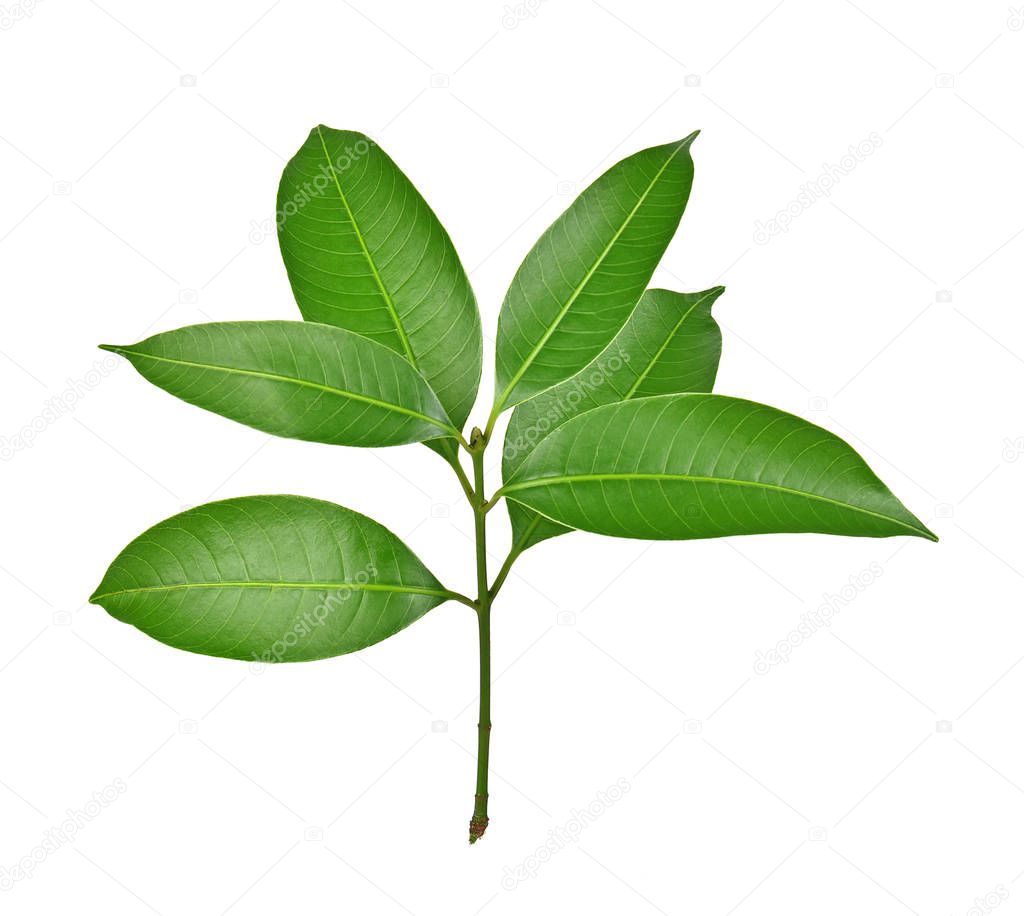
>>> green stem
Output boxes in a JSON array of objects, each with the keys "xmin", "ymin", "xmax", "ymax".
[
  {"xmin": 468, "ymin": 430, "xmax": 492, "ymax": 843},
  {"xmin": 482, "ymin": 407, "xmax": 499, "ymax": 445},
  {"xmin": 442, "ymin": 439, "xmax": 475, "ymax": 504},
  {"xmin": 489, "ymin": 542, "xmax": 523, "ymax": 602},
  {"xmin": 491, "ymin": 513, "xmax": 543, "ymax": 600}
]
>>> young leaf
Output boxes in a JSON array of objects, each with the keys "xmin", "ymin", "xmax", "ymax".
[
  {"xmin": 502, "ymin": 394, "xmax": 936, "ymax": 542},
  {"xmin": 503, "ymin": 287, "xmax": 725, "ymax": 552},
  {"xmin": 277, "ymin": 126, "xmax": 482, "ymax": 431},
  {"xmin": 90, "ymin": 496, "xmax": 464, "ymax": 661},
  {"xmin": 491, "ymin": 134, "xmax": 698, "ymax": 418},
  {"xmin": 101, "ymin": 321, "xmax": 462, "ymax": 448}
]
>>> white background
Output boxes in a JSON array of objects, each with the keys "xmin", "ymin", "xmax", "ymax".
[{"xmin": 2, "ymin": 1, "xmax": 1022, "ymax": 913}]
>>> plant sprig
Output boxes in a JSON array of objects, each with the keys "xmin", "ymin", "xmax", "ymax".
[{"xmin": 90, "ymin": 125, "xmax": 935, "ymax": 843}]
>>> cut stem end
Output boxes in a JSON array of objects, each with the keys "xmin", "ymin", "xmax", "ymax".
[{"xmin": 468, "ymin": 814, "xmax": 489, "ymax": 843}]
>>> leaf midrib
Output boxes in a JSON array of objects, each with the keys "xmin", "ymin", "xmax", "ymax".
[
  {"xmin": 493, "ymin": 138, "xmax": 691, "ymax": 412},
  {"xmin": 502, "ymin": 472, "xmax": 933, "ymax": 539},
  {"xmin": 314, "ymin": 126, "xmax": 417, "ymax": 366},
  {"xmin": 105, "ymin": 346, "xmax": 456, "ymax": 437},
  {"xmin": 92, "ymin": 581, "xmax": 453, "ymax": 601}
]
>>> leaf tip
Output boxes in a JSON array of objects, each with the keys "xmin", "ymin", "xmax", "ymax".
[
  {"xmin": 905, "ymin": 509, "xmax": 938, "ymax": 542},
  {"xmin": 905, "ymin": 515, "xmax": 938, "ymax": 542},
  {"xmin": 98, "ymin": 344, "xmax": 125, "ymax": 356}
]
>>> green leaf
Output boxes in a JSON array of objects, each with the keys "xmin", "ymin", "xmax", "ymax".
[
  {"xmin": 501, "ymin": 394, "xmax": 936, "ymax": 542},
  {"xmin": 277, "ymin": 126, "xmax": 482, "ymax": 431},
  {"xmin": 101, "ymin": 321, "xmax": 461, "ymax": 448},
  {"xmin": 90, "ymin": 496, "xmax": 462, "ymax": 662},
  {"xmin": 503, "ymin": 286, "xmax": 725, "ymax": 552},
  {"xmin": 491, "ymin": 134, "xmax": 699, "ymax": 417}
]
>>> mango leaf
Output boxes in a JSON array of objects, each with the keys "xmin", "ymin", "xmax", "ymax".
[
  {"xmin": 90, "ymin": 496, "xmax": 462, "ymax": 661},
  {"xmin": 501, "ymin": 394, "xmax": 936, "ymax": 542},
  {"xmin": 491, "ymin": 134, "xmax": 698, "ymax": 416},
  {"xmin": 503, "ymin": 286, "xmax": 725, "ymax": 553},
  {"xmin": 101, "ymin": 321, "xmax": 461, "ymax": 448},
  {"xmin": 277, "ymin": 126, "xmax": 482, "ymax": 432}
]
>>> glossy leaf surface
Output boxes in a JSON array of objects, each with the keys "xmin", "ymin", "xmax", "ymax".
[
  {"xmin": 277, "ymin": 126, "xmax": 482, "ymax": 430},
  {"xmin": 503, "ymin": 286, "xmax": 725, "ymax": 551},
  {"xmin": 102, "ymin": 321, "xmax": 457, "ymax": 448},
  {"xmin": 503, "ymin": 394, "xmax": 936, "ymax": 542},
  {"xmin": 90, "ymin": 496, "xmax": 456, "ymax": 661},
  {"xmin": 492, "ymin": 134, "xmax": 698, "ymax": 414}
]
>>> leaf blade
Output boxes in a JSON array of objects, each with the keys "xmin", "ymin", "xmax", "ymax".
[
  {"xmin": 492, "ymin": 134, "xmax": 698, "ymax": 414},
  {"xmin": 90, "ymin": 496, "xmax": 456, "ymax": 661},
  {"xmin": 503, "ymin": 394, "xmax": 936, "ymax": 542},
  {"xmin": 277, "ymin": 126, "xmax": 482, "ymax": 430},
  {"xmin": 502, "ymin": 286, "xmax": 725, "ymax": 552},
  {"xmin": 102, "ymin": 320, "xmax": 459, "ymax": 448}
]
